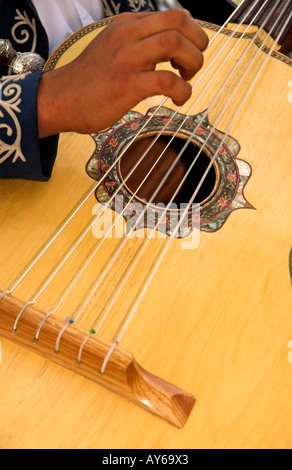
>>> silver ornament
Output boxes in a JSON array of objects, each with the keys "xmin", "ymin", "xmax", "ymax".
[
  {"xmin": 0, "ymin": 39, "xmax": 16, "ymax": 66},
  {"xmin": 10, "ymin": 51, "xmax": 46, "ymax": 74},
  {"xmin": 0, "ymin": 38, "xmax": 45, "ymax": 74}
]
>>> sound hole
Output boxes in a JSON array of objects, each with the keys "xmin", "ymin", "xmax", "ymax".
[{"xmin": 120, "ymin": 135, "xmax": 217, "ymax": 205}]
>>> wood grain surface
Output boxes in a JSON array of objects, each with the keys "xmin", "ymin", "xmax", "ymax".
[{"xmin": 0, "ymin": 18, "xmax": 291, "ymax": 449}]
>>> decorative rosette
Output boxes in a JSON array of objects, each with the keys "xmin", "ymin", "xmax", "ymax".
[{"xmin": 86, "ymin": 106, "xmax": 254, "ymax": 238}]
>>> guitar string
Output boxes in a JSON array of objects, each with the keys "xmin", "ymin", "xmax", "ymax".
[
  {"xmin": 99, "ymin": 7, "xmax": 292, "ymax": 373},
  {"xmin": 10, "ymin": 0, "xmax": 262, "ymax": 332},
  {"xmin": 51, "ymin": 0, "xmax": 276, "ymax": 349},
  {"xmin": 9, "ymin": 0, "xmax": 288, "ymax": 360},
  {"xmin": 54, "ymin": 0, "xmax": 286, "ymax": 354},
  {"xmin": 10, "ymin": 0, "xmax": 290, "ymax": 352},
  {"xmin": 75, "ymin": 0, "xmax": 281, "ymax": 359},
  {"xmin": 49, "ymin": 0, "xmax": 270, "ymax": 340},
  {"xmin": 0, "ymin": 0, "xmax": 247, "ymax": 304},
  {"xmin": 54, "ymin": 0, "xmax": 284, "ymax": 351},
  {"xmin": 13, "ymin": 0, "xmax": 282, "ymax": 346},
  {"xmin": 97, "ymin": 3, "xmax": 292, "ymax": 368}
]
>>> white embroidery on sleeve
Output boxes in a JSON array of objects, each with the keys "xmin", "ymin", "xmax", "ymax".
[
  {"xmin": 127, "ymin": 0, "xmax": 148, "ymax": 12},
  {"xmin": 102, "ymin": 0, "xmax": 121, "ymax": 16},
  {"xmin": 102, "ymin": 0, "xmax": 154, "ymax": 16},
  {"xmin": 0, "ymin": 73, "xmax": 29, "ymax": 165},
  {"xmin": 12, "ymin": 9, "xmax": 37, "ymax": 53}
]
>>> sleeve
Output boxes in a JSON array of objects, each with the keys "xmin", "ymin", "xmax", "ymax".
[{"xmin": 0, "ymin": 70, "xmax": 59, "ymax": 181}]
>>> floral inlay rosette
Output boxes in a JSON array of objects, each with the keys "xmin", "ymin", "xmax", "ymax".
[{"xmin": 86, "ymin": 106, "xmax": 254, "ymax": 238}]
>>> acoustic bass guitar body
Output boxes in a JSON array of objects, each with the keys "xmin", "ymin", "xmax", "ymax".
[{"xmin": 0, "ymin": 11, "xmax": 291, "ymax": 449}]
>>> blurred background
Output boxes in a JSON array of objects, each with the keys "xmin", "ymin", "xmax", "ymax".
[{"xmin": 156, "ymin": 0, "xmax": 239, "ymax": 24}]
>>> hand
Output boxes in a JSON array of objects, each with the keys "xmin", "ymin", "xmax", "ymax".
[{"xmin": 37, "ymin": 9, "xmax": 209, "ymax": 138}]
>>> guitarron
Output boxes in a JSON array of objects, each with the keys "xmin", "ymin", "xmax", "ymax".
[{"xmin": 0, "ymin": 0, "xmax": 291, "ymax": 449}]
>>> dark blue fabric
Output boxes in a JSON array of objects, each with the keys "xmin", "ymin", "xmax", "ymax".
[
  {"xmin": 0, "ymin": 0, "xmax": 156, "ymax": 181},
  {"xmin": 0, "ymin": 0, "xmax": 48, "ymax": 61},
  {"xmin": 0, "ymin": 0, "xmax": 58, "ymax": 181},
  {"xmin": 0, "ymin": 71, "xmax": 58, "ymax": 180},
  {"xmin": 102, "ymin": 0, "xmax": 155, "ymax": 16}
]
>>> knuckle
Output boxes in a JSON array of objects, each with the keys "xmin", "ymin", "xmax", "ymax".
[
  {"xmin": 165, "ymin": 8, "xmax": 187, "ymax": 29},
  {"xmin": 161, "ymin": 30, "xmax": 182, "ymax": 51},
  {"xmin": 196, "ymin": 51, "xmax": 204, "ymax": 70},
  {"xmin": 113, "ymin": 11, "xmax": 132, "ymax": 24},
  {"xmin": 107, "ymin": 17, "xmax": 132, "ymax": 44},
  {"xmin": 156, "ymin": 72, "xmax": 177, "ymax": 92},
  {"xmin": 201, "ymin": 31, "xmax": 209, "ymax": 51},
  {"xmin": 111, "ymin": 24, "xmax": 126, "ymax": 44}
]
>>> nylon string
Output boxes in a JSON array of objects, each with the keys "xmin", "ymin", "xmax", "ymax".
[
  {"xmin": 100, "ymin": 4, "xmax": 292, "ymax": 373},
  {"xmin": 1, "ymin": 0, "xmax": 288, "ymax": 365},
  {"xmin": 0, "ymin": 0, "xmax": 247, "ymax": 303},
  {"xmin": 46, "ymin": 0, "xmax": 275, "ymax": 348},
  {"xmin": 60, "ymin": 0, "xmax": 285, "ymax": 361},
  {"xmin": 54, "ymin": 0, "xmax": 283, "ymax": 350},
  {"xmin": 9, "ymin": 0, "xmax": 259, "ymax": 331},
  {"xmin": 10, "ymin": 0, "xmax": 283, "ymax": 338}
]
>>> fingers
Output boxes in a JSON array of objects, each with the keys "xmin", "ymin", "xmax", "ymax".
[
  {"xmin": 112, "ymin": 9, "xmax": 209, "ymax": 105},
  {"xmin": 59, "ymin": 9, "xmax": 210, "ymax": 134},
  {"xmin": 115, "ymin": 9, "xmax": 208, "ymax": 83},
  {"xmin": 134, "ymin": 70, "xmax": 193, "ymax": 106},
  {"xmin": 112, "ymin": 9, "xmax": 209, "ymax": 54},
  {"xmin": 130, "ymin": 29, "xmax": 205, "ymax": 81}
]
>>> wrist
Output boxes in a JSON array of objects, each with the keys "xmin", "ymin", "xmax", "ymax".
[{"xmin": 37, "ymin": 67, "xmax": 74, "ymax": 139}]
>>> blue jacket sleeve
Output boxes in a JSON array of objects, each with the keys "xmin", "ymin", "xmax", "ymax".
[
  {"xmin": 0, "ymin": 70, "xmax": 59, "ymax": 181},
  {"xmin": 0, "ymin": 0, "xmax": 59, "ymax": 181},
  {"xmin": 0, "ymin": 0, "xmax": 157, "ymax": 181}
]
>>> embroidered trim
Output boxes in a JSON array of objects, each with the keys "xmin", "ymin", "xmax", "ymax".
[
  {"xmin": 102, "ymin": 0, "xmax": 155, "ymax": 17},
  {"xmin": 127, "ymin": 0, "xmax": 153, "ymax": 12},
  {"xmin": 102, "ymin": 0, "xmax": 121, "ymax": 16},
  {"xmin": 0, "ymin": 73, "xmax": 28, "ymax": 165},
  {"xmin": 11, "ymin": 9, "xmax": 37, "ymax": 53}
]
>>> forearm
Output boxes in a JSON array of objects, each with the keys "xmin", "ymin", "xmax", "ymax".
[{"xmin": 37, "ymin": 67, "xmax": 74, "ymax": 139}]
